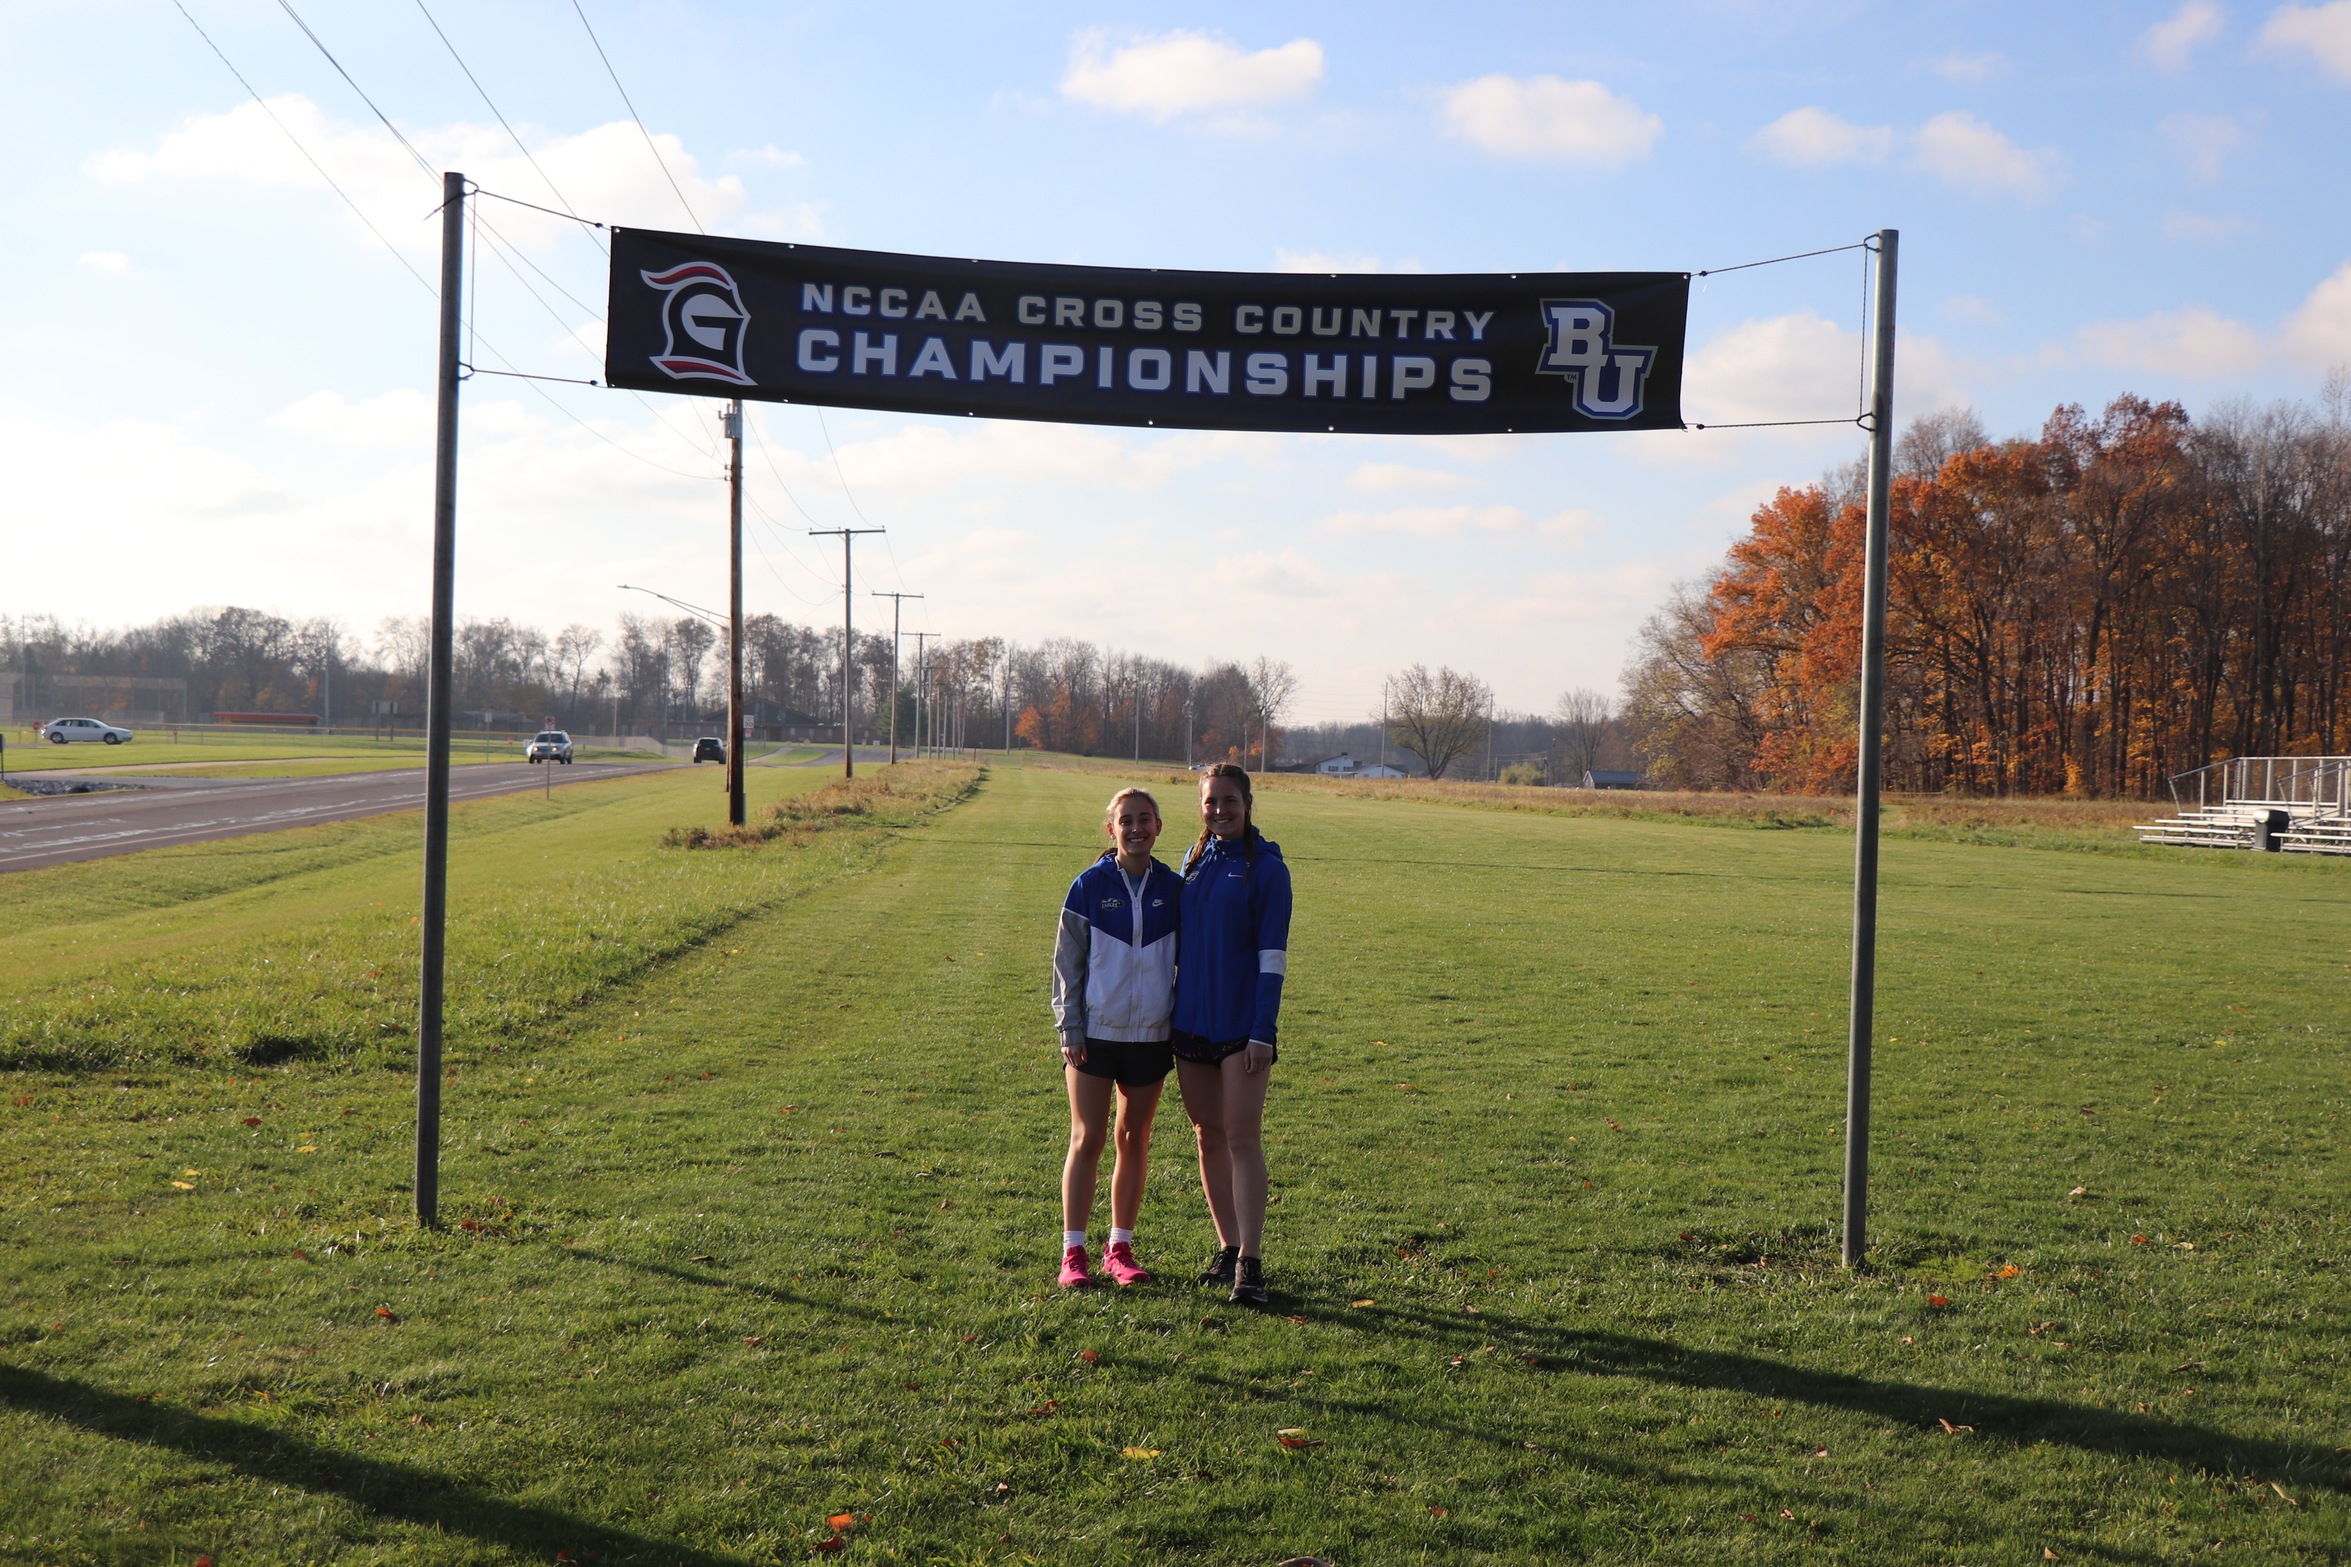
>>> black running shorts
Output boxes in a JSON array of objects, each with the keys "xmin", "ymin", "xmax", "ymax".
[{"xmin": 1072, "ymin": 1037, "xmax": 1175, "ymax": 1085}]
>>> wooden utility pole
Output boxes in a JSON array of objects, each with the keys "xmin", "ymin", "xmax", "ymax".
[
  {"xmin": 809, "ymin": 527, "xmax": 882, "ymax": 776},
  {"xmin": 872, "ymin": 591, "xmax": 923, "ymax": 764},
  {"xmin": 416, "ymin": 170, "xmax": 465, "ymax": 1230},
  {"xmin": 910, "ymin": 632, "xmax": 938, "ymax": 758},
  {"xmin": 725, "ymin": 401, "xmax": 745, "ymax": 826}
]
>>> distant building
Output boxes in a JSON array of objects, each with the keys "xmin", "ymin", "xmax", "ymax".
[
  {"xmin": 1582, "ymin": 769, "xmax": 1644, "ymax": 790},
  {"xmin": 1316, "ymin": 751, "xmax": 1357, "ymax": 775},
  {"xmin": 1355, "ymin": 762, "xmax": 1407, "ymax": 779}
]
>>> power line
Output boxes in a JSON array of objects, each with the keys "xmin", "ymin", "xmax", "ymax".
[
  {"xmin": 568, "ymin": 0, "xmax": 702, "ymax": 232},
  {"xmin": 410, "ymin": 0, "xmax": 605, "ymax": 253},
  {"xmin": 273, "ymin": 0, "xmax": 435, "ymax": 179},
  {"xmin": 812, "ymin": 408, "xmax": 904, "ymax": 592},
  {"xmin": 171, "ymin": 0, "xmax": 436, "ymax": 298}
]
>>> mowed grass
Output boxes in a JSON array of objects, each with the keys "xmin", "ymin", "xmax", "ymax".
[{"xmin": 2, "ymin": 764, "xmax": 2347, "ymax": 1564}]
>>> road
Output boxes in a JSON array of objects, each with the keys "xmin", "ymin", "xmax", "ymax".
[{"xmin": 0, "ymin": 761, "xmax": 662, "ymax": 874}]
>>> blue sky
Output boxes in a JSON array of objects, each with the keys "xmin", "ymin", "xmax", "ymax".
[{"xmin": 8, "ymin": 1, "xmax": 2348, "ymax": 721}]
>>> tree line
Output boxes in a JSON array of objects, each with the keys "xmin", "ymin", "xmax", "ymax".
[{"xmin": 1624, "ymin": 386, "xmax": 2351, "ymax": 797}]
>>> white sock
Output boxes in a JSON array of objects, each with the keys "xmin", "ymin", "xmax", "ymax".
[
  {"xmin": 1063, "ymin": 1230, "xmax": 1087, "ymax": 1250},
  {"xmin": 1108, "ymin": 1227, "xmax": 1134, "ymax": 1247}
]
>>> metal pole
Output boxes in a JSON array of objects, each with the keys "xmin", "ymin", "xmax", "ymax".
[
  {"xmin": 1842, "ymin": 227, "xmax": 1899, "ymax": 1271},
  {"xmin": 809, "ymin": 527, "xmax": 881, "ymax": 777},
  {"xmin": 726, "ymin": 401, "xmax": 746, "ymax": 826},
  {"xmin": 1003, "ymin": 661, "xmax": 1012, "ymax": 752},
  {"xmin": 416, "ymin": 171, "xmax": 465, "ymax": 1230},
  {"xmin": 872, "ymin": 592, "xmax": 922, "ymax": 764}
]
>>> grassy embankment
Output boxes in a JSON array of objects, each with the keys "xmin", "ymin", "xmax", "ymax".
[{"xmin": 2, "ymin": 762, "xmax": 2347, "ymax": 1563}]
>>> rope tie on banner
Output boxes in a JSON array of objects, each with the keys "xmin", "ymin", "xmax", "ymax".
[
  {"xmin": 1693, "ymin": 239, "xmax": 1872, "ymax": 278},
  {"xmin": 458, "ymin": 364, "xmax": 603, "ymax": 388},
  {"xmin": 469, "ymin": 188, "xmax": 610, "ymax": 230}
]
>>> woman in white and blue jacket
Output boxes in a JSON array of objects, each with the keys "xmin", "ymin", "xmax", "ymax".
[
  {"xmin": 1172, "ymin": 763, "xmax": 1292, "ymax": 1307},
  {"xmin": 1049, "ymin": 787, "xmax": 1182, "ymax": 1290}
]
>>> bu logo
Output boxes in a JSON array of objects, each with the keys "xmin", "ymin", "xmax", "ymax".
[
  {"xmin": 1535, "ymin": 300, "xmax": 1656, "ymax": 420},
  {"xmin": 642, "ymin": 261, "xmax": 753, "ymax": 386}
]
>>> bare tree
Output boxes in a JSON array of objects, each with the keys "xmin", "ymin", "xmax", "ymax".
[
  {"xmin": 1248, "ymin": 655, "xmax": 1299, "ymax": 767},
  {"xmin": 1386, "ymin": 663, "xmax": 1492, "ymax": 779},
  {"xmin": 1553, "ymin": 685, "xmax": 1613, "ymax": 784},
  {"xmin": 552, "ymin": 624, "xmax": 604, "ymax": 712}
]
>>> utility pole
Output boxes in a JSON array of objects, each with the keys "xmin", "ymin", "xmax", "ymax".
[
  {"xmin": 1185, "ymin": 699, "xmax": 1193, "ymax": 767},
  {"xmin": 810, "ymin": 526, "xmax": 883, "ymax": 776},
  {"xmin": 415, "ymin": 170, "xmax": 465, "ymax": 1230},
  {"xmin": 725, "ymin": 401, "xmax": 746, "ymax": 826},
  {"xmin": 1002, "ymin": 660, "xmax": 1013, "ymax": 752},
  {"xmin": 1133, "ymin": 677, "xmax": 1142, "ymax": 761},
  {"xmin": 910, "ymin": 632, "xmax": 938, "ymax": 758},
  {"xmin": 1844, "ymin": 228, "xmax": 1900, "ymax": 1271},
  {"xmin": 1379, "ymin": 679, "xmax": 1388, "ymax": 772},
  {"xmin": 872, "ymin": 591, "xmax": 922, "ymax": 764}
]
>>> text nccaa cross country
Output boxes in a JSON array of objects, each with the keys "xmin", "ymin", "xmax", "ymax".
[{"xmin": 605, "ymin": 229, "xmax": 1688, "ymax": 437}]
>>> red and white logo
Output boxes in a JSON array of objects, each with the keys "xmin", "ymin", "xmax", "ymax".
[{"xmin": 641, "ymin": 261, "xmax": 752, "ymax": 386}]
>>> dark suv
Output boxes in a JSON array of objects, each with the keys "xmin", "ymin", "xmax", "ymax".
[{"xmin": 691, "ymin": 736, "xmax": 726, "ymax": 764}]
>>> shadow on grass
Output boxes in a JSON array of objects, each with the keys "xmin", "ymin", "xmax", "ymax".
[
  {"xmin": 559, "ymin": 1244, "xmax": 897, "ymax": 1321},
  {"xmin": 0, "ymin": 1363, "xmax": 748, "ymax": 1565},
  {"xmin": 1335, "ymin": 1300, "xmax": 2348, "ymax": 1492}
]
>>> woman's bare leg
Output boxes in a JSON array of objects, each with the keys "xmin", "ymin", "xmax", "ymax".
[
  {"xmin": 1175, "ymin": 1058, "xmax": 1235, "ymax": 1248},
  {"xmin": 1217, "ymin": 1050, "xmax": 1273, "ymax": 1256},
  {"xmin": 1061, "ymin": 1066, "xmax": 1114, "ymax": 1236},
  {"xmin": 1107, "ymin": 1079, "xmax": 1163, "ymax": 1233}
]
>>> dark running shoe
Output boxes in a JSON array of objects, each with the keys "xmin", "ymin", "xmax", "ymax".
[
  {"xmin": 1197, "ymin": 1245, "xmax": 1239, "ymax": 1288},
  {"xmin": 1228, "ymin": 1254, "xmax": 1268, "ymax": 1307}
]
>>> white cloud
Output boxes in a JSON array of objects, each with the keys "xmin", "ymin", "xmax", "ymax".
[
  {"xmin": 1912, "ymin": 111, "xmax": 2060, "ymax": 198},
  {"xmin": 1928, "ymin": 51, "xmax": 2008, "ymax": 83},
  {"xmin": 1320, "ymin": 504, "xmax": 1529, "ymax": 537},
  {"xmin": 1059, "ymin": 30, "xmax": 1324, "ymax": 122},
  {"xmin": 1211, "ymin": 548, "xmax": 1334, "ymax": 597},
  {"xmin": 269, "ymin": 388, "xmax": 435, "ymax": 449},
  {"xmin": 1940, "ymin": 294, "xmax": 2007, "ymax": 326},
  {"xmin": 2258, "ymin": 2, "xmax": 2351, "ymax": 81},
  {"xmin": 1345, "ymin": 462, "xmax": 1469, "ymax": 494},
  {"xmin": 1680, "ymin": 311, "xmax": 1970, "ymax": 429},
  {"xmin": 2285, "ymin": 261, "xmax": 2351, "ymax": 365},
  {"xmin": 87, "ymin": 96, "xmax": 745, "ymax": 258},
  {"xmin": 1274, "ymin": 248, "xmax": 1426, "ymax": 274},
  {"xmin": 2074, "ymin": 308, "xmax": 2271, "ymax": 375},
  {"xmin": 2159, "ymin": 111, "xmax": 2244, "ymax": 180},
  {"xmin": 736, "ymin": 144, "xmax": 806, "ymax": 168},
  {"xmin": 1437, "ymin": 75, "xmax": 1662, "ymax": 168},
  {"xmin": 77, "ymin": 250, "xmax": 129, "ymax": 274},
  {"xmin": 2163, "ymin": 209, "xmax": 2250, "ymax": 241},
  {"xmin": 1748, "ymin": 107, "xmax": 1893, "ymax": 166},
  {"xmin": 2144, "ymin": 2, "xmax": 2227, "ymax": 72}
]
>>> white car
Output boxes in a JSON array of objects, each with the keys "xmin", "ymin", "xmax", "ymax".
[
  {"xmin": 525, "ymin": 730, "xmax": 574, "ymax": 764},
  {"xmin": 40, "ymin": 716, "xmax": 133, "ymax": 746}
]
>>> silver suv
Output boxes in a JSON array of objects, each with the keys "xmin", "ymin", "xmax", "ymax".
[{"xmin": 525, "ymin": 730, "xmax": 574, "ymax": 764}]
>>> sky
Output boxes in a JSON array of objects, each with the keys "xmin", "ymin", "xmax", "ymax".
[{"xmin": 7, "ymin": 1, "xmax": 2349, "ymax": 724}]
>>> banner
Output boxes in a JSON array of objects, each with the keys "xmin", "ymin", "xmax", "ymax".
[{"xmin": 605, "ymin": 229, "xmax": 1687, "ymax": 436}]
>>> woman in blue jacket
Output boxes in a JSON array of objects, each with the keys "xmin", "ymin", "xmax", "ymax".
[{"xmin": 1173, "ymin": 763, "xmax": 1292, "ymax": 1307}]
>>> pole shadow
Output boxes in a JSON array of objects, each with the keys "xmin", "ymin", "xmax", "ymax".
[{"xmin": 0, "ymin": 1363, "xmax": 748, "ymax": 1564}]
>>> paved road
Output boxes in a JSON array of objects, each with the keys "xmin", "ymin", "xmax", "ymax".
[{"xmin": 0, "ymin": 761, "xmax": 662, "ymax": 874}]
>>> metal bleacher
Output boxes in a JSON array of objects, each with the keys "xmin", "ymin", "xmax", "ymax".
[{"xmin": 2135, "ymin": 756, "xmax": 2351, "ymax": 855}]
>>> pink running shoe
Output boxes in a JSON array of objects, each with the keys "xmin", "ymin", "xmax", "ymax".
[
  {"xmin": 1103, "ymin": 1241, "xmax": 1153, "ymax": 1287},
  {"xmin": 1057, "ymin": 1244, "xmax": 1093, "ymax": 1289}
]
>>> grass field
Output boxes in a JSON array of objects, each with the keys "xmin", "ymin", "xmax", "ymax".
[{"xmin": 3, "ymin": 761, "xmax": 2347, "ymax": 1564}]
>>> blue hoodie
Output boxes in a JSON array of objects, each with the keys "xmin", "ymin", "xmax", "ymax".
[
  {"xmin": 1174, "ymin": 830, "xmax": 1292, "ymax": 1046},
  {"xmin": 1051, "ymin": 852, "xmax": 1181, "ymax": 1048}
]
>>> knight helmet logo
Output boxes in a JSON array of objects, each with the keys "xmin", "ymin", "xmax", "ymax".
[
  {"xmin": 1535, "ymin": 300, "xmax": 1657, "ymax": 420},
  {"xmin": 642, "ymin": 261, "xmax": 753, "ymax": 386}
]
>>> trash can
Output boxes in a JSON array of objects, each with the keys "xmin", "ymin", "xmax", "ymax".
[{"xmin": 2257, "ymin": 808, "xmax": 2290, "ymax": 852}]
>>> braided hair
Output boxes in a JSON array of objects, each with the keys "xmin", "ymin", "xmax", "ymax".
[{"xmin": 1186, "ymin": 762, "xmax": 1259, "ymax": 880}]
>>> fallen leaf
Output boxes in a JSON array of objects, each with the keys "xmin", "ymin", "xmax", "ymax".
[
  {"xmin": 1079, "ymin": 1349, "xmax": 1099, "ymax": 1365},
  {"xmin": 1938, "ymin": 1418, "xmax": 1975, "ymax": 1434},
  {"xmin": 1463, "ymin": 1304, "xmax": 1481, "ymax": 1315},
  {"xmin": 1928, "ymin": 1295, "xmax": 1950, "ymax": 1307},
  {"xmin": 1426, "ymin": 1505, "xmax": 1449, "ymax": 1516},
  {"xmin": 2068, "ymin": 1185, "xmax": 2088, "ymax": 1198},
  {"xmin": 171, "ymin": 1181, "xmax": 194, "ymax": 1191},
  {"xmin": 1900, "ymin": 1336, "xmax": 1914, "ymax": 1345},
  {"xmin": 1277, "ymin": 1558, "xmax": 1335, "ymax": 1567},
  {"xmin": 1739, "ymin": 1512, "xmax": 1758, "ymax": 1523},
  {"xmin": 811, "ymin": 1539, "xmax": 843, "ymax": 1555},
  {"xmin": 241, "ymin": 1117, "xmax": 262, "ymax": 1127},
  {"xmin": 2131, "ymin": 1234, "xmax": 2148, "ymax": 1245},
  {"xmin": 374, "ymin": 1306, "xmax": 397, "ymax": 1322},
  {"xmin": 459, "ymin": 1218, "xmax": 478, "ymax": 1232},
  {"xmin": 905, "ymin": 1381, "xmax": 920, "ymax": 1391},
  {"xmin": 825, "ymin": 1512, "xmax": 861, "ymax": 1531},
  {"xmin": 1780, "ymin": 1509, "xmax": 1796, "ymax": 1520},
  {"xmin": 1284, "ymin": 1314, "xmax": 1309, "ymax": 1325},
  {"xmin": 1276, "ymin": 1426, "xmax": 1310, "ymax": 1437},
  {"xmin": 2044, "ymin": 1549, "xmax": 2059, "ymax": 1561},
  {"xmin": 1350, "ymin": 1299, "xmax": 1377, "ymax": 1308},
  {"xmin": 1998, "ymin": 1265, "xmax": 2020, "ymax": 1279},
  {"xmin": 1120, "ymin": 1446, "xmax": 1160, "ymax": 1460},
  {"xmin": 1678, "ymin": 1232, "xmax": 1695, "ymax": 1242},
  {"xmin": 2172, "ymin": 1360, "xmax": 2204, "ymax": 1372},
  {"xmin": 1522, "ymin": 1353, "xmax": 1542, "ymax": 1366},
  {"xmin": 1813, "ymin": 1446, "xmax": 1829, "ymax": 1457},
  {"xmin": 195, "ymin": 1557, "xmax": 215, "ymax": 1567},
  {"xmin": 291, "ymin": 1249, "xmax": 306, "ymax": 1260}
]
